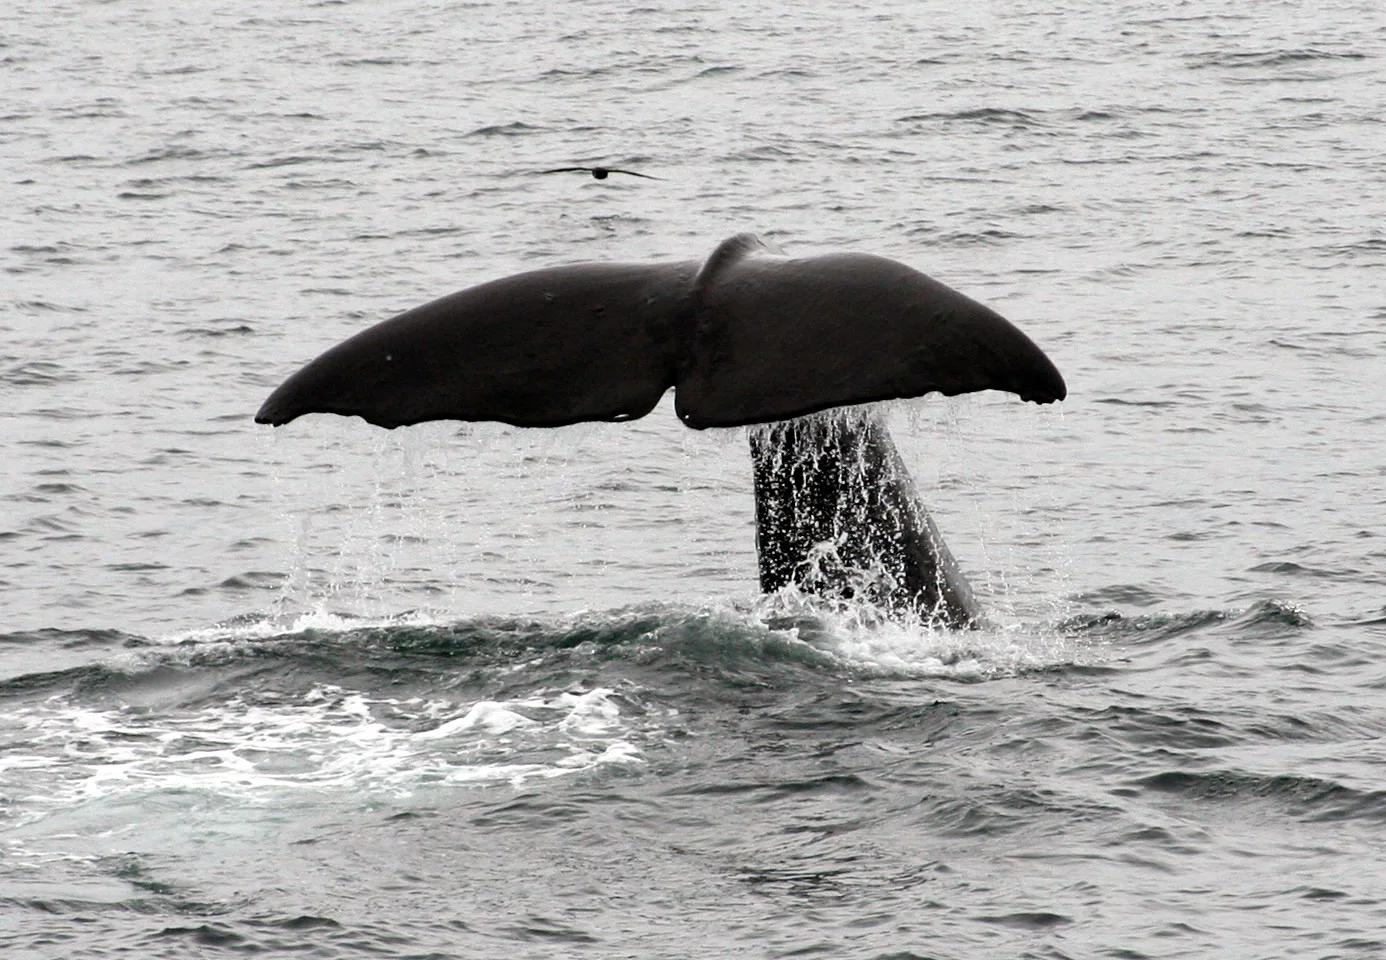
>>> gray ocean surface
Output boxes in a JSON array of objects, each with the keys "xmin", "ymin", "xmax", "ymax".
[{"xmin": 4, "ymin": 1, "xmax": 1385, "ymax": 957}]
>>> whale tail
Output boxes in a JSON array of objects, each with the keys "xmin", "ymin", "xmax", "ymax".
[
  {"xmin": 255, "ymin": 234, "xmax": 1065, "ymax": 627},
  {"xmin": 255, "ymin": 233, "xmax": 1064, "ymax": 431}
]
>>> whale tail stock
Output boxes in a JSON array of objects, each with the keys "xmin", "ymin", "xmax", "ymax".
[
  {"xmin": 255, "ymin": 234, "xmax": 1065, "ymax": 625},
  {"xmin": 750, "ymin": 411, "xmax": 981, "ymax": 625}
]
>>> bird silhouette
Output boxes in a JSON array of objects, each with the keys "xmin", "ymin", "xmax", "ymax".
[{"xmin": 541, "ymin": 166, "xmax": 663, "ymax": 181}]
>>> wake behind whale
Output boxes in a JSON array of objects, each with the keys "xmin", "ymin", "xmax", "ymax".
[{"xmin": 256, "ymin": 234, "xmax": 1066, "ymax": 624}]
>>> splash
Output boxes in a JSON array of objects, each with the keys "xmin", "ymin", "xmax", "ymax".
[{"xmin": 754, "ymin": 588, "xmax": 1089, "ymax": 680}]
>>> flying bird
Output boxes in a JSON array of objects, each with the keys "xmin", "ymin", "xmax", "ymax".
[{"xmin": 541, "ymin": 166, "xmax": 663, "ymax": 181}]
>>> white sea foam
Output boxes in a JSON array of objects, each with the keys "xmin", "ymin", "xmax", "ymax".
[
  {"xmin": 753, "ymin": 589, "xmax": 1092, "ymax": 680},
  {"xmin": 416, "ymin": 700, "xmax": 538, "ymax": 737},
  {"xmin": 0, "ymin": 684, "xmax": 647, "ymax": 842},
  {"xmin": 157, "ymin": 606, "xmax": 448, "ymax": 647}
]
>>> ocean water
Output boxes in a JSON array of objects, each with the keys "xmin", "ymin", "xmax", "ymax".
[{"xmin": 4, "ymin": 0, "xmax": 1386, "ymax": 957}]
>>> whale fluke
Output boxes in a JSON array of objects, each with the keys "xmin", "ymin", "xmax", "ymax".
[
  {"xmin": 256, "ymin": 263, "xmax": 694, "ymax": 430},
  {"xmin": 675, "ymin": 234, "xmax": 1064, "ymax": 427},
  {"xmin": 255, "ymin": 233, "xmax": 1064, "ymax": 430}
]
